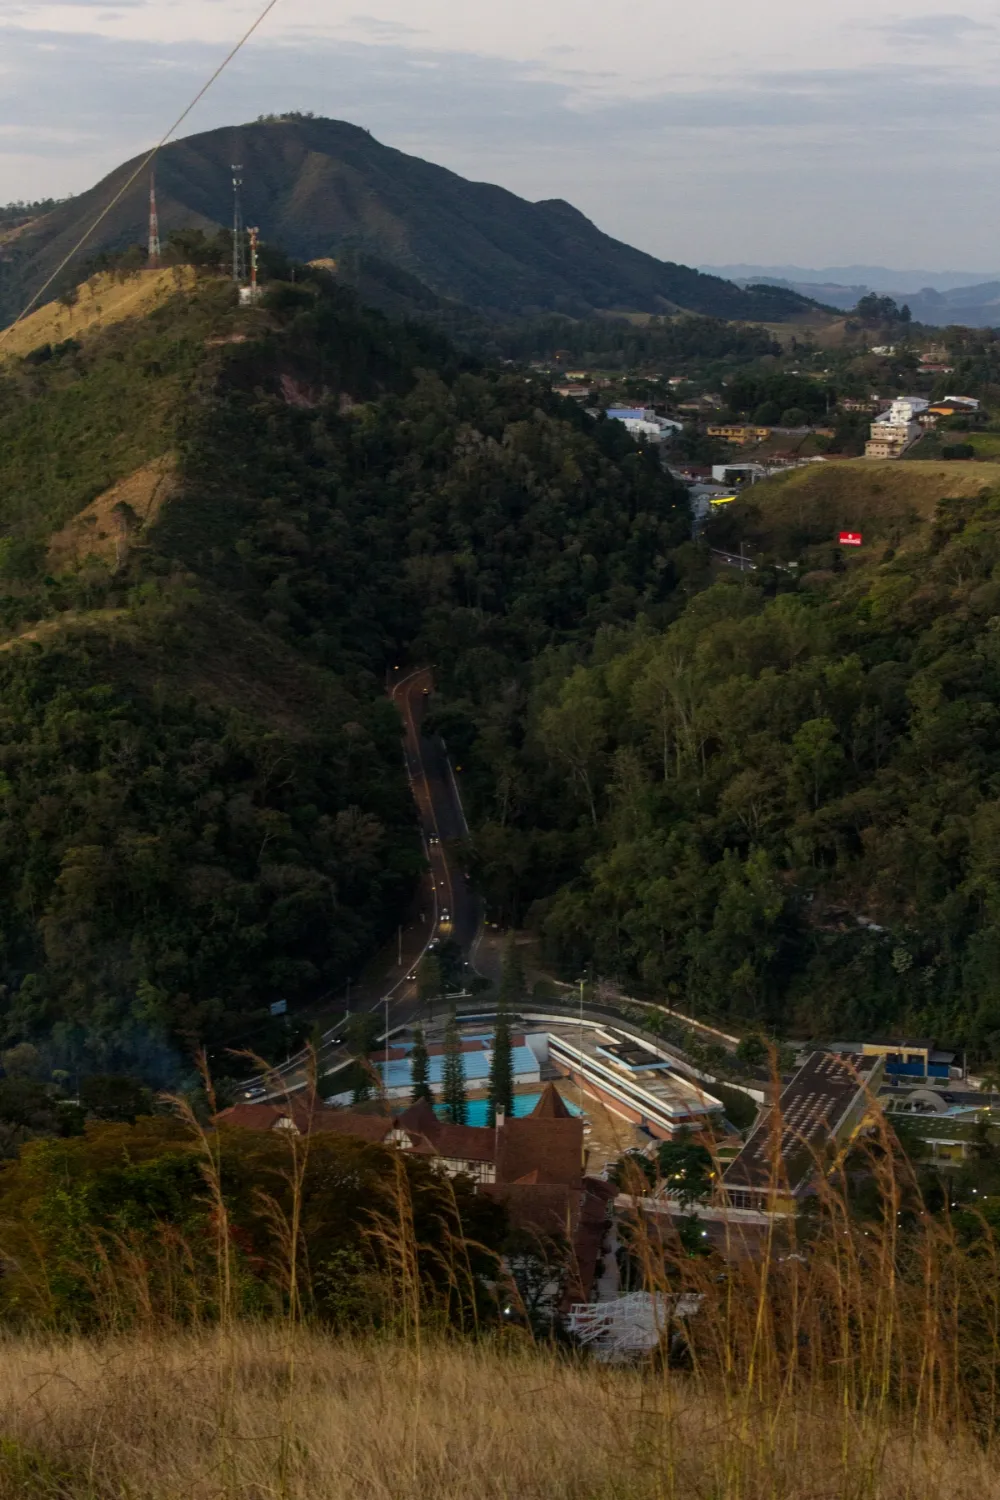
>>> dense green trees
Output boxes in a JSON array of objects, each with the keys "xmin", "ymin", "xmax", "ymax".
[
  {"xmin": 0, "ymin": 271, "xmax": 685, "ymax": 1075},
  {"xmin": 0, "ymin": 1117, "xmax": 506, "ymax": 1328},
  {"xmin": 450, "ymin": 484, "xmax": 1000, "ymax": 1057}
]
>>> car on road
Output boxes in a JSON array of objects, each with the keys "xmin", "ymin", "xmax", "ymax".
[{"xmin": 429, "ymin": 834, "xmax": 439, "ymax": 845}]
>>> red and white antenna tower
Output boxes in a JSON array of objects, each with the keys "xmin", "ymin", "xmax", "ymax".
[{"xmin": 148, "ymin": 173, "xmax": 161, "ymax": 268}]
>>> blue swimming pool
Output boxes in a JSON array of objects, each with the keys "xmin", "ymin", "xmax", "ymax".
[{"xmin": 436, "ymin": 1093, "xmax": 581, "ymax": 1126}]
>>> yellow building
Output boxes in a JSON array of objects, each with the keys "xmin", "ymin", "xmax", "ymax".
[{"xmin": 707, "ymin": 425, "xmax": 772, "ymax": 446}]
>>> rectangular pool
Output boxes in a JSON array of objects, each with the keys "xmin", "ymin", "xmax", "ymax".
[{"xmin": 436, "ymin": 1092, "xmax": 581, "ymax": 1126}]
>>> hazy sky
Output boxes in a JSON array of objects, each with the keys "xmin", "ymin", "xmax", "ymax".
[{"xmin": 3, "ymin": 0, "xmax": 1000, "ymax": 269}]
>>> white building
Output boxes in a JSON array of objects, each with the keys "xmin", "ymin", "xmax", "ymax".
[
  {"xmin": 606, "ymin": 408, "xmax": 683, "ymax": 443},
  {"xmin": 865, "ymin": 396, "xmax": 927, "ymax": 460}
]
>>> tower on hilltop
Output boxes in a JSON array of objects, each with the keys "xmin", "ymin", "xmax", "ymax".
[
  {"xmin": 147, "ymin": 173, "xmax": 161, "ymax": 268},
  {"xmin": 231, "ymin": 164, "xmax": 247, "ymax": 285}
]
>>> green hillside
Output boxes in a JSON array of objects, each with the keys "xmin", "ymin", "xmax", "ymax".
[
  {"xmin": 0, "ymin": 116, "xmax": 816, "ymax": 325},
  {"xmin": 444, "ymin": 457, "xmax": 1000, "ymax": 1057},
  {"xmin": 0, "ymin": 267, "xmax": 687, "ymax": 1080}
]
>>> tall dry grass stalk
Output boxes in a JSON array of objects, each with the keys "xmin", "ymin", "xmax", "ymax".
[
  {"xmin": 613, "ymin": 1052, "xmax": 1000, "ymax": 1496},
  {"xmin": 1, "ymin": 1049, "xmax": 999, "ymax": 1497},
  {"xmin": 0, "ymin": 1325, "xmax": 997, "ymax": 1500}
]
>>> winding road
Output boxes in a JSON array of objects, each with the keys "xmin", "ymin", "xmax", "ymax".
[{"xmin": 250, "ymin": 666, "xmax": 478, "ymax": 1097}]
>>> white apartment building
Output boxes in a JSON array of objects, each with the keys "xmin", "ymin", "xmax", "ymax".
[{"xmin": 865, "ymin": 396, "xmax": 928, "ymax": 460}]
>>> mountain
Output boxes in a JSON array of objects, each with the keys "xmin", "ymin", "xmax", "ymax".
[
  {"xmin": 703, "ymin": 263, "xmax": 1000, "ymax": 295},
  {"xmin": 704, "ymin": 264, "xmax": 1000, "ymax": 326},
  {"xmin": 0, "ymin": 116, "xmax": 816, "ymax": 326}
]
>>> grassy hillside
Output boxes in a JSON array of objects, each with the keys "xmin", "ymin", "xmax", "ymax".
[
  {"xmin": 0, "ymin": 116, "xmax": 816, "ymax": 324},
  {"xmin": 0, "ymin": 267, "xmax": 195, "ymax": 362},
  {"xmin": 0, "ymin": 1327, "xmax": 991, "ymax": 1500},
  {"xmin": 709, "ymin": 458, "xmax": 1000, "ymax": 559}
]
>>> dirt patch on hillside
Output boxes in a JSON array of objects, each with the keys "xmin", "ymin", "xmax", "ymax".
[
  {"xmin": 48, "ymin": 455, "xmax": 177, "ymax": 572},
  {"xmin": 0, "ymin": 608, "xmax": 127, "ymax": 653},
  {"xmin": 0, "ymin": 267, "xmax": 196, "ymax": 361}
]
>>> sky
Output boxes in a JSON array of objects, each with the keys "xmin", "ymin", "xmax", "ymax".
[{"xmin": 3, "ymin": 0, "xmax": 1000, "ymax": 270}]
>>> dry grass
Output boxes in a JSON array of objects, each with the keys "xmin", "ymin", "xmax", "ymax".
[
  {"xmin": 0, "ymin": 1325, "xmax": 995, "ymax": 1500},
  {"xmin": 0, "ymin": 268, "xmax": 196, "ymax": 361},
  {"xmin": 2, "ymin": 1061, "xmax": 999, "ymax": 1498},
  {"xmin": 47, "ymin": 454, "xmax": 177, "ymax": 572}
]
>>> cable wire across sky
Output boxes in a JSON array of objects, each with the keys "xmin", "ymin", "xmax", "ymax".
[{"xmin": 0, "ymin": 0, "xmax": 286, "ymax": 348}]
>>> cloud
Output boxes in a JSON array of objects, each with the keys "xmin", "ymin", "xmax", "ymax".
[
  {"xmin": 1, "ymin": 20, "xmax": 1000, "ymax": 264},
  {"xmin": 346, "ymin": 14, "xmax": 425, "ymax": 38},
  {"xmin": 874, "ymin": 12, "xmax": 995, "ymax": 41}
]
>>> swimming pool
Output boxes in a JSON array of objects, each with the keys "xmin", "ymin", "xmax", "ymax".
[{"xmin": 436, "ymin": 1092, "xmax": 581, "ymax": 1126}]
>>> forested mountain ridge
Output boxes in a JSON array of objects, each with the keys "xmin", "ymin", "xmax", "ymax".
[
  {"xmin": 0, "ymin": 266, "xmax": 687, "ymax": 1080},
  {"xmin": 443, "ymin": 460, "xmax": 1000, "ymax": 1058},
  {"xmin": 0, "ymin": 116, "xmax": 816, "ymax": 325}
]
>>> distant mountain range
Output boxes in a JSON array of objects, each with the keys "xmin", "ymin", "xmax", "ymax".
[
  {"xmin": 703, "ymin": 263, "xmax": 1000, "ymax": 328},
  {"xmin": 703, "ymin": 264, "xmax": 1000, "ymax": 295},
  {"xmin": 0, "ymin": 117, "xmax": 817, "ymax": 328}
]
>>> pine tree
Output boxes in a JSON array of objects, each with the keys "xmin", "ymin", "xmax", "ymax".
[
  {"xmin": 499, "ymin": 934, "xmax": 526, "ymax": 1009},
  {"xmin": 441, "ymin": 1009, "xmax": 467, "ymax": 1124},
  {"xmin": 410, "ymin": 1024, "xmax": 433, "ymax": 1105},
  {"xmin": 487, "ymin": 1004, "xmax": 514, "ymax": 1126},
  {"xmin": 417, "ymin": 953, "xmax": 443, "ymax": 1022}
]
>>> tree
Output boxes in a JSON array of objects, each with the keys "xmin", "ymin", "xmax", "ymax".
[
  {"xmin": 417, "ymin": 953, "xmax": 443, "ymax": 1020},
  {"xmin": 2, "ymin": 1043, "xmax": 43, "ymax": 1080},
  {"xmin": 487, "ymin": 1006, "xmax": 514, "ymax": 1126},
  {"xmin": 346, "ymin": 1012, "xmax": 381, "ymax": 1059},
  {"xmin": 735, "ymin": 1034, "xmax": 768, "ymax": 1070},
  {"xmin": 441, "ymin": 1009, "xmax": 467, "ymax": 1125},
  {"xmin": 411, "ymin": 1025, "xmax": 433, "ymax": 1105},
  {"xmin": 656, "ymin": 1135, "xmax": 714, "ymax": 1208},
  {"xmin": 79, "ymin": 1075, "xmax": 154, "ymax": 1124},
  {"xmin": 503, "ymin": 1228, "xmax": 571, "ymax": 1337},
  {"xmin": 498, "ymin": 934, "xmax": 526, "ymax": 1009}
]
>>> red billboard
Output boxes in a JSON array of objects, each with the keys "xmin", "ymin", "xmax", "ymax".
[{"xmin": 839, "ymin": 531, "xmax": 863, "ymax": 546}]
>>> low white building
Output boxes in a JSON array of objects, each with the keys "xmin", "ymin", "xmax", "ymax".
[{"xmin": 606, "ymin": 408, "xmax": 683, "ymax": 443}]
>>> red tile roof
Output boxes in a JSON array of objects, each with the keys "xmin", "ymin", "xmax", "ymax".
[
  {"xmin": 497, "ymin": 1116, "xmax": 583, "ymax": 1188},
  {"xmin": 436, "ymin": 1123, "xmax": 498, "ymax": 1163},
  {"xmin": 530, "ymin": 1083, "xmax": 574, "ymax": 1120},
  {"xmin": 214, "ymin": 1099, "xmax": 391, "ymax": 1144}
]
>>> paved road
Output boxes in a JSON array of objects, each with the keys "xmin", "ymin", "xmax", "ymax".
[{"xmin": 248, "ymin": 667, "xmax": 480, "ymax": 1097}]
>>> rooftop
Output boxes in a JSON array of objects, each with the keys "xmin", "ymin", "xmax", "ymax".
[{"xmin": 724, "ymin": 1051, "xmax": 881, "ymax": 1196}]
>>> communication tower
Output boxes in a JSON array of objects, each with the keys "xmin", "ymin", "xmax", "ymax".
[
  {"xmin": 147, "ymin": 173, "xmax": 161, "ymax": 269},
  {"xmin": 248, "ymin": 226, "xmax": 260, "ymax": 301},
  {"xmin": 231, "ymin": 164, "xmax": 247, "ymax": 285}
]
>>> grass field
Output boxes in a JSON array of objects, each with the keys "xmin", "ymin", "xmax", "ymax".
[
  {"xmin": 0, "ymin": 1327, "xmax": 994, "ymax": 1500},
  {"xmin": 0, "ymin": 267, "xmax": 196, "ymax": 360},
  {"xmin": 715, "ymin": 458, "xmax": 1000, "ymax": 557},
  {"xmin": 908, "ymin": 430, "xmax": 1000, "ymax": 462}
]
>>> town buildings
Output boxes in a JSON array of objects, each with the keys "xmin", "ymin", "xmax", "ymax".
[
  {"xmin": 216, "ymin": 1083, "xmax": 615, "ymax": 1302},
  {"xmin": 605, "ymin": 408, "xmax": 683, "ymax": 442},
  {"xmin": 865, "ymin": 396, "xmax": 928, "ymax": 459},
  {"xmin": 721, "ymin": 1051, "xmax": 884, "ymax": 1215},
  {"xmin": 706, "ymin": 424, "xmax": 772, "ymax": 446}
]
